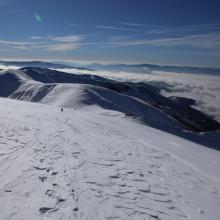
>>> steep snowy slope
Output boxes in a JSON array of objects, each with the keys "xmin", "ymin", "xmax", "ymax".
[{"xmin": 0, "ymin": 97, "xmax": 219, "ymax": 220}]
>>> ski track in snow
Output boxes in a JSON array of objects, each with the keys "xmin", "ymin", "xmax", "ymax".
[{"xmin": 0, "ymin": 98, "xmax": 219, "ymax": 220}]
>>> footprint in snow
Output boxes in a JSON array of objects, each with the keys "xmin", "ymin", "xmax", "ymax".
[
  {"xmin": 33, "ymin": 166, "xmax": 46, "ymax": 171},
  {"xmin": 51, "ymin": 171, "xmax": 58, "ymax": 176},
  {"xmin": 39, "ymin": 207, "xmax": 56, "ymax": 214},
  {"xmin": 39, "ymin": 176, "xmax": 47, "ymax": 182}
]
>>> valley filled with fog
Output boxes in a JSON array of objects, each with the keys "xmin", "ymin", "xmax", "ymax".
[{"xmin": 52, "ymin": 65, "xmax": 220, "ymax": 123}]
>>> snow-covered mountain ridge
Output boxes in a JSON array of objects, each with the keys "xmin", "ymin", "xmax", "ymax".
[
  {"xmin": 0, "ymin": 67, "xmax": 219, "ymax": 133},
  {"xmin": 0, "ymin": 67, "xmax": 220, "ymax": 149},
  {"xmin": 0, "ymin": 97, "xmax": 220, "ymax": 220}
]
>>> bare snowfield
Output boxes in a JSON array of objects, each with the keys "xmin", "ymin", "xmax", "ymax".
[{"xmin": 0, "ymin": 97, "xmax": 220, "ymax": 220}]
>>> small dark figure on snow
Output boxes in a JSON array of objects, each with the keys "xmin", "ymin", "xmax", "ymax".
[{"xmin": 61, "ymin": 108, "xmax": 64, "ymax": 112}]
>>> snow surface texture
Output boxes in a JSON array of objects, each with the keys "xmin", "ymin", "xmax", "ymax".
[{"xmin": 0, "ymin": 98, "xmax": 220, "ymax": 220}]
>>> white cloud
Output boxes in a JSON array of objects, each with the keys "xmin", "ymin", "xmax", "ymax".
[
  {"xmin": 95, "ymin": 25, "xmax": 146, "ymax": 33},
  {"xmin": 12, "ymin": 46, "xmax": 30, "ymax": 50},
  {"xmin": 120, "ymin": 22, "xmax": 147, "ymax": 27},
  {"xmin": 0, "ymin": 39, "xmax": 37, "ymax": 46},
  {"xmin": 0, "ymin": 36, "xmax": 81, "ymax": 52},
  {"xmin": 47, "ymin": 43, "xmax": 79, "ymax": 51},
  {"xmin": 0, "ymin": 64, "xmax": 20, "ymax": 69},
  {"xmin": 0, "ymin": 39, "xmax": 45, "ymax": 50},
  {"xmin": 150, "ymin": 71, "xmax": 220, "ymax": 122},
  {"xmin": 50, "ymin": 35, "xmax": 82, "ymax": 42},
  {"xmin": 30, "ymin": 36, "xmax": 42, "ymax": 40}
]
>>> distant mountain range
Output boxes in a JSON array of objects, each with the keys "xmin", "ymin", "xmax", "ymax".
[
  {"xmin": 1, "ymin": 60, "xmax": 220, "ymax": 75},
  {"xmin": 0, "ymin": 61, "xmax": 93, "ymax": 71},
  {"xmin": 86, "ymin": 63, "xmax": 220, "ymax": 75}
]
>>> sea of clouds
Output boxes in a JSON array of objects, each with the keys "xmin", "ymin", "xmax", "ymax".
[{"xmin": 53, "ymin": 67, "xmax": 220, "ymax": 122}]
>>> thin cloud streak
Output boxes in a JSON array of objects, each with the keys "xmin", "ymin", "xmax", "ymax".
[
  {"xmin": 0, "ymin": 39, "xmax": 46, "ymax": 50},
  {"xmin": 119, "ymin": 22, "xmax": 171, "ymax": 30},
  {"xmin": 95, "ymin": 25, "xmax": 148, "ymax": 33},
  {"xmin": 69, "ymin": 23, "xmax": 220, "ymax": 38},
  {"xmin": 0, "ymin": 39, "xmax": 41, "ymax": 46},
  {"xmin": 0, "ymin": 35, "xmax": 82, "ymax": 52},
  {"xmin": 30, "ymin": 36, "xmax": 43, "ymax": 40},
  {"xmin": 120, "ymin": 22, "xmax": 147, "ymax": 27},
  {"xmin": 50, "ymin": 35, "xmax": 83, "ymax": 42},
  {"xmin": 47, "ymin": 43, "xmax": 79, "ymax": 51},
  {"xmin": 108, "ymin": 34, "xmax": 220, "ymax": 49}
]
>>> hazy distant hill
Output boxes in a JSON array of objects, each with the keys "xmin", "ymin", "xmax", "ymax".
[
  {"xmin": 87, "ymin": 63, "xmax": 220, "ymax": 75},
  {"xmin": 0, "ymin": 60, "xmax": 92, "ymax": 71}
]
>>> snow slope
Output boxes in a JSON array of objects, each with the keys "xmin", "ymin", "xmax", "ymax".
[{"xmin": 0, "ymin": 97, "xmax": 219, "ymax": 220}]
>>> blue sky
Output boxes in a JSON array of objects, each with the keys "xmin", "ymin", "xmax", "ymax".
[{"xmin": 0, "ymin": 0, "xmax": 220, "ymax": 67}]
